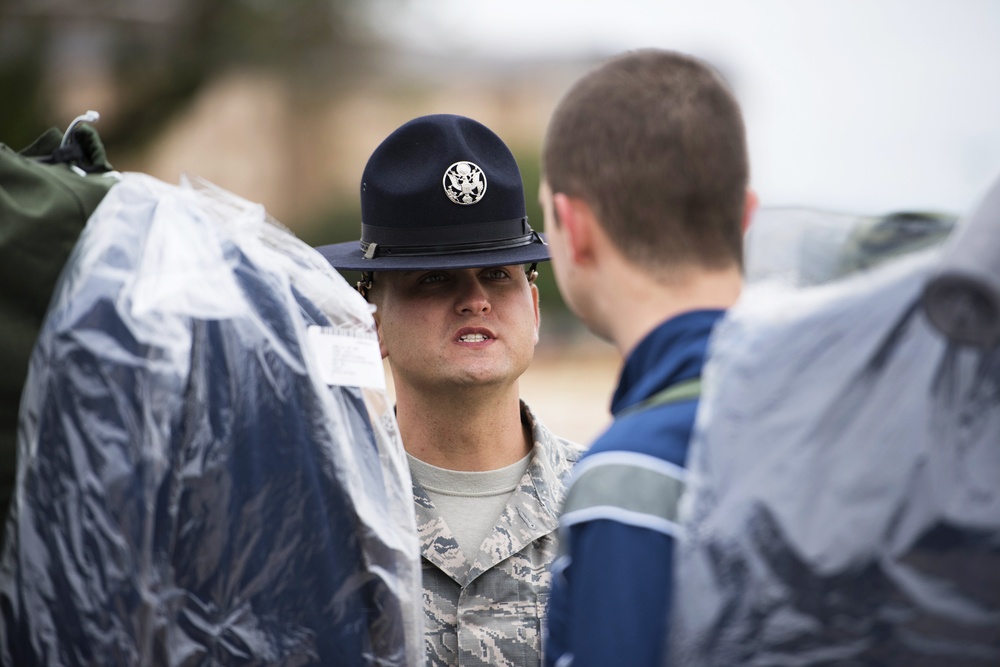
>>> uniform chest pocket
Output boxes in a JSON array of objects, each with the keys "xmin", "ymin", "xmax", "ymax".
[{"xmin": 457, "ymin": 591, "xmax": 546, "ymax": 666}]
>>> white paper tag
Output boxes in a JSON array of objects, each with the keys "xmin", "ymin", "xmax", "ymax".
[{"xmin": 306, "ymin": 326, "xmax": 386, "ymax": 390}]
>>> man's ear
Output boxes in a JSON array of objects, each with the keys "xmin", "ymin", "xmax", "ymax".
[
  {"xmin": 530, "ymin": 282, "xmax": 541, "ymax": 345},
  {"xmin": 370, "ymin": 305, "xmax": 389, "ymax": 360},
  {"xmin": 742, "ymin": 188, "xmax": 759, "ymax": 233},
  {"xmin": 553, "ymin": 193, "xmax": 595, "ymax": 264}
]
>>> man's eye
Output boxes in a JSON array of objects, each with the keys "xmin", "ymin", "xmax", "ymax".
[
  {"xmin": 419, "ymin": 273, "xmax": 448, "ymax": 284},
  {"xmin": 483, "ymin": 269, "xmax": 510, "ymax": 280}
]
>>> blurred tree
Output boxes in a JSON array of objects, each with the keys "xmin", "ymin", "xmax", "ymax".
[
  {"xmin": 0, "ymin": 0, "xmax": 378, "ymax": 153},
  {"xmin": 517, "ymin": 148, "xmax": 575, "ymax": 328}
]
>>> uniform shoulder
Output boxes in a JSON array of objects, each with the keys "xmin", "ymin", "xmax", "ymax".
[
  {"xmin": 522, "ymin": 400, "xmax": 587, "ymax": 464},
  {"xmin": 554, "ymin": 435, "xmax": 586, "ymax": 464},
  {"xmin": 581, "ymin": 405, "xmax": 695, "ymax": 469},
  {"xmin": 535, "ymin": 422, "xmax": 585, "ymax": 462}
]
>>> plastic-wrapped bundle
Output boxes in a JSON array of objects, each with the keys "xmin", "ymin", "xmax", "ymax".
[
  {"xmin": 0, "ymin": 173, "xmax": 422, "ymax": 666},
  {"xmin": 744, "ymin": 207, "xmax": 956, "ymax": 288},
  {"xmin": 923, "ymin": 175, "xmax": 1000, "ymax": 347},
  {"xmin": 671, "ymin": 194, "xmax": 1000, "ymax": 665}
]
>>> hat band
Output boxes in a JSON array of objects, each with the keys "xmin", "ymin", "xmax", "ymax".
[{"xmin": 360, "ymin": 217, "xmax": 538, "ymax": 258}]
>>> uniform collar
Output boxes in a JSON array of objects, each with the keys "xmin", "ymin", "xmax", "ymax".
[{"xmin": 412, "ymin": 401, "xmax": 577, "ymax": 585}]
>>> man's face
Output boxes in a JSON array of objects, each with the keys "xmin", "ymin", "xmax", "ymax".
[{"xmin": 369, "ymin": 265, "xmax": 540, "ymax": 395}]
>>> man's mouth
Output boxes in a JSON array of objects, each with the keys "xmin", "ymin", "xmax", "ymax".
[{"xmin": 458, "ymin": 333, "xmax": 491, "ymax": 343}]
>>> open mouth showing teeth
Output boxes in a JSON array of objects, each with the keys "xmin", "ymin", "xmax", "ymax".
[{"xmin": 459, "ymin": 333, "xmax": 490, "ymax": 342}]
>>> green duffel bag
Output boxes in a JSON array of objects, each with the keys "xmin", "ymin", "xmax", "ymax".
[{"xmin": 0, "ymin": 120, "xmax": 117, "ymax": 537}]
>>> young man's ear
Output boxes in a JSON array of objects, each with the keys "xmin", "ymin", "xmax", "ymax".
[
  {"xmin": 552, "ymin": 193, "xmax": 596, "ymax": 265},
  {"xmin": 529, "ymin": 279, "xmax": 541, "ymax": 345},
  {"xmin": 373, "ymin": 318, "xmax": 389, "ymax": 360},
  {"xmin": 742, "ymin": 188, "xmax": 759, "ymax": 233},
  {"xmin": 367, "ymin": 299, "xmax": 390, "ymax": 360}
]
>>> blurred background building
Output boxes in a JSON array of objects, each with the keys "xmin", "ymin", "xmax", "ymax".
[{"xmin": 2, "ymin": 0, "xmax": 999, "ymax": 443}]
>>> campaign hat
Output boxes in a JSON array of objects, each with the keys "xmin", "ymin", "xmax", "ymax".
[{"xmin": 316, "ymin": 114, "xmax": 548, "ymax": 271}]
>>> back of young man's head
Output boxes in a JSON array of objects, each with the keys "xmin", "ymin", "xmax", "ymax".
[{"xmin": 543, "ymin": 48, "xmax": 749, "ymax": 275}]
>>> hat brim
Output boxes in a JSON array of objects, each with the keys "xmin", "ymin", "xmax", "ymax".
[{"xmin": 315, "ymin": 235, "xmax": 550, "ymax": 272}]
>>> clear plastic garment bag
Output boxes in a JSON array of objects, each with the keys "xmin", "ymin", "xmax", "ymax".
[
  {"xmin": 1, "ymin": 173, "xmax": 422, "ymax": 667},
  {"xmin": 670, "ymin": 183, "xmax": 1000, "ymax": 666}
]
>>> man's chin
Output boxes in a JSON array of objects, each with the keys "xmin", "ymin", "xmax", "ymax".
[{"xmin": 443, "ymin": 365, "xmax": 527, "ymax": 392}]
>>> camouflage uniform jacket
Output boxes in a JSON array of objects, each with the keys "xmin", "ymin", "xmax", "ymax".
[{"xmin": 415, "ymin": 402, "xmax": 583, "ymax": 667}]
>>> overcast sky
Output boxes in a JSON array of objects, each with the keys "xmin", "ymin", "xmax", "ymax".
[{"xmin": 373, "ymin": 0, "xmax": 1000, "ymax": 217}]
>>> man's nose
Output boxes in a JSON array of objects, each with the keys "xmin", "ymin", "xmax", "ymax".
[{"xmin": 455, "ymin": 276, "xmax": 491, "ymax": 314}]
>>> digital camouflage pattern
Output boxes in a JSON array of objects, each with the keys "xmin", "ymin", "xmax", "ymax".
[{"xmin": 414, "ymin": 403, "xmax": 583, "ymax": 666}]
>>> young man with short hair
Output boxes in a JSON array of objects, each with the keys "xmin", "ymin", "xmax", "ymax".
[
  {"xmin": 318, "ymin": 114, "xmax": 581, "ymax": 667},
  {"xmin": 538, "ymin": 49, "xmax": 756, "ymax": 666}
]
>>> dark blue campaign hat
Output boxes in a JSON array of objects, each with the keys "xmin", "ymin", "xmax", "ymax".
[{"xmin": 316, "ymin": 114, "xmax": 548, "ymax": 272}]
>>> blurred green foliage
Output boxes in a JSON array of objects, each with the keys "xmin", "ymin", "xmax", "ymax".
[
  {"xmin": 0, "ymin": 20, "xmax": 47, "ymax": 150},
  {"xmin": 0, "ymin": 0, "xmax": 581, "ymax": 331},
  {"xmin": 0, "ymin": 0, "xmax": 371, "ymax": 154},
  {"xmin": 517, "ymin": 148, "xmax": 576, "ymax": 329}
]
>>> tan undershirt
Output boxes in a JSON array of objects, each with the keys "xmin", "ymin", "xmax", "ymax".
[{"xmin": 408, "ymin": 451, "xmax": 532, "ymax": 561}]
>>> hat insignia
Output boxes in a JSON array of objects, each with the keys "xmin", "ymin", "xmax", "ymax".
[{"xmin": 443, "ymin": 161, "xmax": 487, "ymax": 205}]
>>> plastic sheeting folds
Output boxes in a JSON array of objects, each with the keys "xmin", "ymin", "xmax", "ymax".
[{"xmin": 1, "ymin": 173, "xmax": 422, "ymax": 666}]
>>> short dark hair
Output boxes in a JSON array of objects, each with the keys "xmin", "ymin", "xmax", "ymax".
[{"xmin": 542, "ymin": 49, "xmax": 748, "ymax": 273}]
